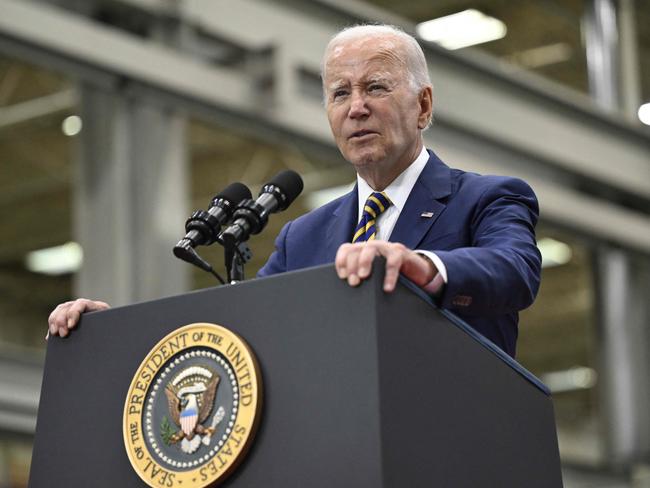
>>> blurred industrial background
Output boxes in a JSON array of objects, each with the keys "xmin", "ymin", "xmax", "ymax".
[{"xmin": 0, "ymin": 0, "xmax": 649, "ymax": 486}]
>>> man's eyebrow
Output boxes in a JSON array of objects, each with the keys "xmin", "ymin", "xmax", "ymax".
[
  {"xmin": 365, "ymin": 73, "xmax": 394, "ymax": 84},
  {"xmin": 327, "ymin": 80, "xmax": 348, "ymax": 92},
  {"xmin": 326, "ymin": 73, "xmax": 395, "ymax": 93}
]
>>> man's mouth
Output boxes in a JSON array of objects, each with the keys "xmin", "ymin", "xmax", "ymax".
[{"xmin": 349, "ymin": 130, "xmax": 378, "ymax": 139}]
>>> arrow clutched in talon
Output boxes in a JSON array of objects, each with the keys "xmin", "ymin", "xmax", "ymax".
[{"xmin": 202, "ymin": 406, "xmax": 226, "ymax": 446}]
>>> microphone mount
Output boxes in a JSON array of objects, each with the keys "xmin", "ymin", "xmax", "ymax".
[
  {"xmin": 225, "ymin": 241, "xmax": 253, "ymax": 283},
  {"xmin": 219, "ymin": 170, "xmax": 303, "ymax": 283}
]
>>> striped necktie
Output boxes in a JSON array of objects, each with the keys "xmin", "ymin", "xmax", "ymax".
[{"xmin": 352, "ymin": 192, "xmax": 392, "ymax": 243}]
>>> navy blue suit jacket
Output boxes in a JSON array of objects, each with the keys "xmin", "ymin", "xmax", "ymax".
[{"xmin": 258, "ymin": 150, "xmax": 541, "ymax": 357}]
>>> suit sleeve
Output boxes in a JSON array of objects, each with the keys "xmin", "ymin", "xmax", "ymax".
[
  {"xmin": 433, "ymin": 177, "xmax": 542, "ymax": 316},
  {"xmin": 256, "ymin": 220, "xmax": 291, "ymax": 277}
]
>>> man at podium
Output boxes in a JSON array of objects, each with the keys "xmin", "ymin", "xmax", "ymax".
[{"xmin": 47, "ymin": 25, "xmax": 541, "ymax": 358}]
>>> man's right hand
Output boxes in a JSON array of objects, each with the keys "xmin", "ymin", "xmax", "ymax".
[{"xmin": 47, "ymin": 299, "xmax": 110, "ymax": 338}]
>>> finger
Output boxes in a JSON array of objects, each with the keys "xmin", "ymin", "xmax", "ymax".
[
  {"xmin": 335, "ymin": 243, "xmax": 354, "ymax": 278},
  {"xmin": 84, "ymin": 300, "xmax": 110, "ymax": 312},
  {"xmin": 65, "ymin": 299, "xmax": 93, "ymax": 331},
  {"xmin": 357, "ymin": 242, "xmax": 380, "ymax": 278},
  {"xmin": 49, "ymin": 301, "xmax": 73, "ymax": 336},
  {"xmin": 58, "ymin": 299, "xmax": 89, "ymax": 336},
  {"xmin": 383, "ymin": 244, "xmax": 407, "ymax": 292},
  {"xmin": 345, "ymin": 246, "xmax": 362, "ymax": 286},
  {"xmin": 48, "ymin": 301, "xmax": 68, "ymax": 333}
]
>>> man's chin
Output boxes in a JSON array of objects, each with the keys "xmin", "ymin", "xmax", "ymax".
[{"xmin": 346, "ymin": 151, "xmax": 383, "ymax": 170}]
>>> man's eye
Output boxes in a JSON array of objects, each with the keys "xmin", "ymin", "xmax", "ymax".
[
  {"xmin": 368, "ymin": 84, "xmax": 386, "ymax": 92},
  {"xmin": 333, "ymin": 90, "xmax": 348, "ymax": 100}
]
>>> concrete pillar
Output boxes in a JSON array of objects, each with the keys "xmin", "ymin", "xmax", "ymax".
[
  {"xmin": 596, "ymin": 246, "xmax": 650, "ymax": 467},
  {"xmin": 617, "ymin": 0, "xmax": 642, "ymax": 122},
  {"xmin": 73, "ymin": 83, "xmax": 189, "ymax": 306},
  {"xmin": 584, "ymin": 0, "xmax": 620, "ymax": 111}
]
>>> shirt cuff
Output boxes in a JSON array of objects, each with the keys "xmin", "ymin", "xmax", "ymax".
[{"xmin": 415, "ymin": 250, "xmax": 447, "ymax": 294}]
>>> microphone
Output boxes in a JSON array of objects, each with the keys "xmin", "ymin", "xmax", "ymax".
[
  {"xmin": 173, "ymin": 182, "xmax": 252, "ymax": 263},
  {"xmin": 220, "ymin": 170, "xmax": 304, "ymax": 247}
]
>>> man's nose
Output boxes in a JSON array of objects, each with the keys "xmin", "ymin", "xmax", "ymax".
[{"xmin": 348, "ymin": 91, "xmax": 370, "ymax": 119}]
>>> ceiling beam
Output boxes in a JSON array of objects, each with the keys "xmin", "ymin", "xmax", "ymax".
[
  {"xmin": 0, "ymin": 89, "xmax": 76, "ymax": 129},
  {"xmin": 0, "ymin": 0, "xmax": 649, "ymax": 253}
]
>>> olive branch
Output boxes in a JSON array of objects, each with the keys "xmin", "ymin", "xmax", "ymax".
[{"xmin": 160, "ymin": 416, "xmax": 176, "ymax": 446}]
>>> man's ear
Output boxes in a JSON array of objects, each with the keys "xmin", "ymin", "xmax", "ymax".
[{"xmin": 417, "ymin": 86, "xmax": 433, "ymax": 129}]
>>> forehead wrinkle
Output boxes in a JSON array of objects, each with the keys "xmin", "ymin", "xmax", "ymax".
[
  {"xmin": 330, "ymin": 35, "xmax": 407, "ymax": 63},
  {"xmin": 327, "ymin": 34, "xmax": 406, "ymax": 63},
  {"xmin": 370, "ymin": 46, "xmax": 408, "ymax": 71},
  {"xmin": 326, "ymin": 48, "xmax": 407, "ymax": 87},
  {"xmin": 326, "ymin": 56, "xmax": 403, "ymax": 85}
]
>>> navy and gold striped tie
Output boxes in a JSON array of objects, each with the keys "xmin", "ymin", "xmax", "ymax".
[{"xmin": 352, "ymin": 192, "xmax": 392, "ymax": 243}]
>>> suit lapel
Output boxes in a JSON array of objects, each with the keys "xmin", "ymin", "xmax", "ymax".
[
  {"xmin": 325, "ymin": 187, "xmax": 358, "ymax": 260},
  {"xmin": 389, "ymin": 150, "xmax": 452, "ymax": 249}
]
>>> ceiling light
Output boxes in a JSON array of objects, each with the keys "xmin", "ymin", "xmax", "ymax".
[
  {"xmin": 25, "ymin": 242, "xmax": 83, "ymax": 275},
  {"xmin": 537, "ymin": 237, "xmax": 572, "ymax": 268},
  {"xmin": 62, "ymin": 115, "xmax": 83, "ymax": 136},
  {"xmin": 507, "ymin": 43, "xmax": 572, "ymax": 69},
  {"xmin": 639, "ymin": 103, "xmax": 650, "ymax": 126},
  {"xmin": 540, "ymin": 366, "xmax": 597, "ymax": 394},
  {"xmin": 416, "ymin": 9, "xmax": 507, "ymax": 50}
]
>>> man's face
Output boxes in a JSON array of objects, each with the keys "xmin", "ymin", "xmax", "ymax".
[{"xmin": 324, "ymin": 36, "xmax": 431, "ymax": 186}]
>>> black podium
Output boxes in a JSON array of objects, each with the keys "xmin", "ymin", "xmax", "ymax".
[{"xmin": 30, "ymin": 263, "xmax": 563, "ymax": 487}]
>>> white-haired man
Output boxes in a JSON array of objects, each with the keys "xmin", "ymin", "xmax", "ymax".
[{"xmin": 49, "ymin": 25, "xmax": 541, "ymax": 357}]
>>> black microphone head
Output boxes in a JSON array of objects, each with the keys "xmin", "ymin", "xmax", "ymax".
[
  {"xmin": 214, "ymin": 182, "xmax": 252, "ymax": 206},
  {"xmin": 263, "ymin": 170, "xmax": 304, "ymax": 209}
]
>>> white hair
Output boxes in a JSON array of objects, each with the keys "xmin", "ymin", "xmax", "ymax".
[{"xmin": 321, "ymin": 24, "xmax": 433, "ymax": 126}]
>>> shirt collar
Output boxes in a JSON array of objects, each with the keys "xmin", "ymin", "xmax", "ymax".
[{"xmin": 357, "ymin": 146, "xmax": 429, "ymax": 218}]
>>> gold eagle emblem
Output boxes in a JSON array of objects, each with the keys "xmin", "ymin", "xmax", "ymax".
[{"xmin": 162, "ymin": 366, "xmax": 223, "ymax": 453}]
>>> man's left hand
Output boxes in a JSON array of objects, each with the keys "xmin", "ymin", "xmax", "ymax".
[{"xmin": 335, "ymin": 241, "xmax": 437, "ymax": 292}]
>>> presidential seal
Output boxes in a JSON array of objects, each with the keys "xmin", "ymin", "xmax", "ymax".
[{"xmin": 123, "ymin": 323, "xmax": 262, "ymax": 487}]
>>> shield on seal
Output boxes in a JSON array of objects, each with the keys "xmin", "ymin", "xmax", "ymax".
[{"xmin": 180, "ymin": 403, "xmax": 199, "ymax": 436}]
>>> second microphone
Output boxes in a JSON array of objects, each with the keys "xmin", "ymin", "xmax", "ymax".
[{"xmin": 220, "ymin": 170, "xmax": 304, "ymax": 248}]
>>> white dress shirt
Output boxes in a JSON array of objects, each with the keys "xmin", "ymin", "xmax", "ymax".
[{"xmin": 356, "ymin": 146, "xmax": 448, "ymax": 293}]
